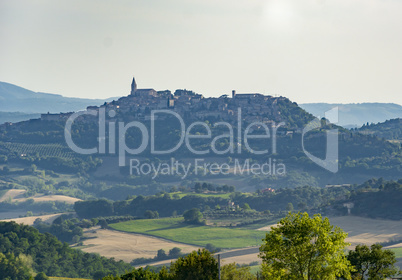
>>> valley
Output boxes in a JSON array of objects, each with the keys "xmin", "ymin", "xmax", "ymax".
[{"xmin": 0, "ymin": 81, "xmax": 401, "ymax": 279}]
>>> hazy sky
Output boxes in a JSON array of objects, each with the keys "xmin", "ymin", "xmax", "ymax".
[{"xmin": 1, "ymin": 0, "xmax": 402, "ymax": 105}]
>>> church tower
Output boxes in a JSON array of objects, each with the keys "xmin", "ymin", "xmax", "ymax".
[{"xmin": 130, "ymin": 77, "xmax": 137, "ymax": 95}]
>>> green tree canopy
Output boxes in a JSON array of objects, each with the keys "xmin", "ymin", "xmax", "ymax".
[
  {"xmin": 170, "ymin": 249, "xmax": 218, "ymax": 280},
  {"xmin": 347, "ymin": 243, "xmax": 398, "ymax": 279},
  {"xmin": 0, "ymin": 253, "xmax": 33, "ymax": 280},
  {"xmin": 221, "ymin": 263, "xmax": 255, "ymax": 280},
  {"xmin": 259, "ymin": 212, "xmax": 352, "ymax": 280},
  {"xmin": 241, "ymin": 203, "xmax": 251, "ymax": 211},
  {"xmin": 34, "ymin": 272, "xmax": 49, "ymax": 280},
  {"xmin": 183, "ymin": 208, "xmax": 203, "ymax": 224}
]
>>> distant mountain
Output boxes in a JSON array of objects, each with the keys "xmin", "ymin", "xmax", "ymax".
[
  {"xmin": 299, "ymin": 103, "xmax": 402, "ymax": 128},
  {"xmin": 0, "ymin": 81, "xmax": 118, "ymax": 114},
  {"xmin": 0, "ymin": 112, "xmax": 41, "ymax": 124}
]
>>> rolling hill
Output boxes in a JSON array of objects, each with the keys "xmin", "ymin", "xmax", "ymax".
[
  {"xmin": 300, "ymin": 103, "xmax": 402, "ymax": 128},
  {"xmin": 358, "ymin": 118, "xmax": 402, "ymax": 141},
  {"xmin": 0, "ymin": 81, "xmax": 118, "ymax": 123}
]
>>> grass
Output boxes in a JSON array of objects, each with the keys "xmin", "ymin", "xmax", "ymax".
[
  {"xmin": 110, "ymin": 217, "xmax": 266, "ymax": 249},
  {"xmin": 389, "ymin": 247, "xmax": 402, "ymax": 258}
]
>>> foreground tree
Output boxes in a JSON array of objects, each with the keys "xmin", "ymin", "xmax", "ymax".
[
  {"xmin": 347, "ymin": 244, "xmax": 398, "ymax": 279},
  {"xmin": 170, "ymin": 249, "xmax": 218, "ymax": 280},
  {"xmin": 259, "ymin": 212, "xmax": 352, "ymax": 280}
]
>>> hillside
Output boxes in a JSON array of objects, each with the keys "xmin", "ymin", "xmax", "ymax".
[
  {"xmin": 0, "ymin": 79, "xmax": 400, "ymax": 200},
  {"xmin": 300, "ymin": 103, "xmax": 402, "ymax": 128},
  {"xmin": 0, "ymin": 221, "xmax": 132, "ymax": 279},
  {"xmin": 0, "ymin": 81, "xmax": 117, "ymax": 114},
  {"xmin": 0, "ymin": 84, "xmax": 401, "ymax": 193},
  {"xmin": 357, "ymin": 118, "xmax": 402, "ymax": 141}
]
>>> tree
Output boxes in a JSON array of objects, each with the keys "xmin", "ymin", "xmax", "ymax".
[
  {"xmin": 286, "ymin": 202, "xmax": 294, "ymax": 212},
  {"xmin": 0, "ymin": 253, "xmax": 33, "ymax": 280},
  {"xmin": 144, "ymin": 210, "xmax": 159, "ymax": 219},
  {"xmin": 0, "ymin": 221, "xmax": 132, "ymax": 279},
  {"xmin": 157, "ymin": 249, "xmax": 167, "ymax": 259},
  {"xmin": 183, "ymin": 208, "xmax": 203, "ymax": 224},
  {"xmin": 72, "ymin": 235, "xmax": 80, "ymax": 244},
  {"xmin": 99, "ymin": 219, "xmax": 108, "ymax": 229},
  {"xmin": 2, "ymin": 166, "xmax": 10, "ymax": 174},
  {"xmin": 170, "ymin": 249, "xmax": 218, "ymax": 280},
  {"xmin": 259, "ymin": 212, "xmax": 352, "ymax": 280},
  {"xmin": 35, "ymin": 272, "xmax": 49, "ymax": 280},
  {"xmin": 195, "ymin": 183, "xmax": 202, "ymax": 193},
  {"xmin": 241, "ymin": 203, "xmax": 251, "ymax": 211},
  {"xmin": 205, "ymin": 243, "xmax": 220, "ymax": 253},
  {"xmin": 169, "ymin": 247, "xmax": 182, "ymax": 258},
  {"xmin": 221, "ymin": 263, "xmax": 255, "ymax": 280},
  {"xmin": 108, "ymin": 267, "xmax": 158, "ymax": 280},
  {"xmin": 298, "ymin": 202, "xmax": 307, "ymax": 211},
  {"xmin": 347, "ymin": 244, "xmax": 398, "ymax": 279}
]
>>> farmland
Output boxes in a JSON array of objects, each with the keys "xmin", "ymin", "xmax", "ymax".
[
  {"xmin": 109, "ymin": 217, "xmax": 266, "ymax": 249},
  {"xmin": 0, "ymin": 213, "xmax": 65, "ymax": 225},
  {"xmin": 79, "ymin": 227, "xmax": 200, "ymax": 262},
  {"xmin": 389, "ymin": 247, "xmax": 402, "ymax": 258},
  {"xmin": 0, "ymin": 142, "xmax": 76, "ymax": 159}
]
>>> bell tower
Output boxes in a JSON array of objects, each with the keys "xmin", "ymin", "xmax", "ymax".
[{"xmin": 130, "ymin": 77, "xmax": 137, "ymax": 95}]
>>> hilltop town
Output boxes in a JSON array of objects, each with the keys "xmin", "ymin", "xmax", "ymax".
[{"xmin": 39, "ymin": 77, "xmax": 297, "ymax": 127}]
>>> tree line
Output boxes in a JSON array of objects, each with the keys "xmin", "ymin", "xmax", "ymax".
[{"xmin": 73, "ymin": 185, "xmax": 351, "ymax": 219}]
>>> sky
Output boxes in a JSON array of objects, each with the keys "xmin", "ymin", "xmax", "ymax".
[{"xmin": 1, "ymin": 0, "xmax": 402, "ymax": 105}]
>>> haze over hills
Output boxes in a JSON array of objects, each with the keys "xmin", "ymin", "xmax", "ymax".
[
  {"xmin": 300, "ymin": 103, "xmax": 402, "ymax": 128},
  {"xmin": 0, "ymin": 81, "xmax": 117, "ymax": 114},
  {"xmin": 2, "ymin": 81, "xmax": 401, "ymax": 129},
  {"xmin": 0, "ymin": 111, "xmax": 41, "ymax": 125}
]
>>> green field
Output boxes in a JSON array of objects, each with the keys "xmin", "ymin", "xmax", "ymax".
[
  {"xmin": 389, "ymin": 247, "xmax": 402, "ymax": 258},
  {"xmin": 110, "ymin": 217, "xmax": 266, "ymax": 249}
]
